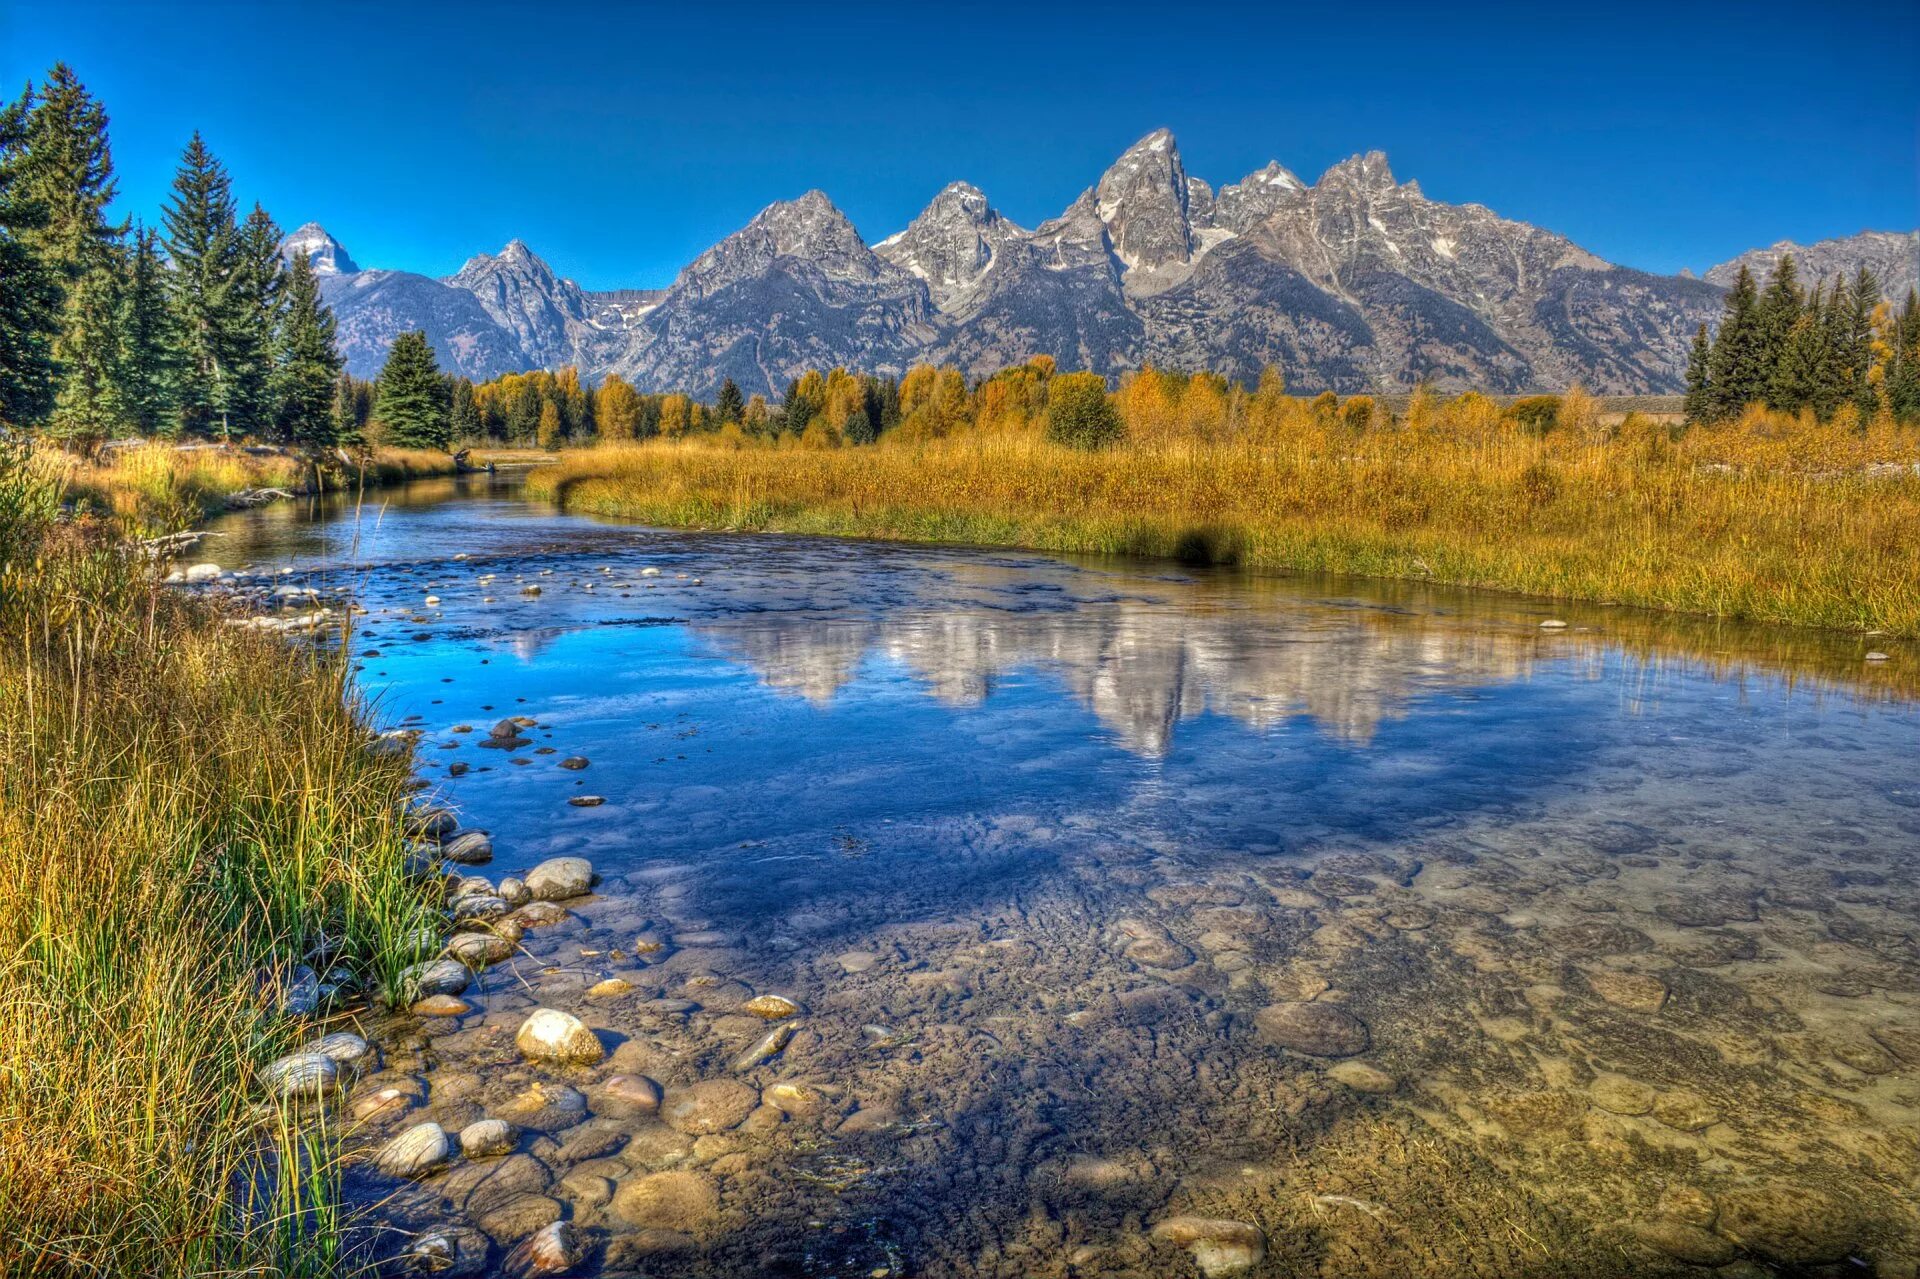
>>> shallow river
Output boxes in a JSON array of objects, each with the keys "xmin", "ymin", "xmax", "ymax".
[{"xmin": 210, "ymin": 472, "xmax": 1920, "ymax": 1279}]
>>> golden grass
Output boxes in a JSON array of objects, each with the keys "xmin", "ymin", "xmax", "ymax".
[
  {"xmin": 525, "ymin": 410, "xmax": 1920, "ymax": 636},
  {"xmin": 0, "ymin": 441, "xmax": 439, "ymax": 1274}
]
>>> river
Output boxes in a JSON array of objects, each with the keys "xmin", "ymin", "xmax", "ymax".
[{"xmin": 209, "ymin": 471, "xmax": 1920, "ymax": 1278}]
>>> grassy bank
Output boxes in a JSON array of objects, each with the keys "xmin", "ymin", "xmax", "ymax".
[
  {"xmin": 59, "ymin": 442, "xmax": 458, "ymax": 533},
  {"xmin": 525, "ymin": 417, "xmax": 1920, "ymax": 636},
  {"xmin": 0, "ymin": 438, "xmax": 440, "ymax": 1275}
]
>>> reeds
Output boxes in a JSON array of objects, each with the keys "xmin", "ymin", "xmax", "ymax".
[
  {"xmin": 524, "ymin": 404, "xmax": 1920, "ymax": 635},
  {"xmin": 0, "ymin": 437, "xmax": 439, "ymax": 1274}
]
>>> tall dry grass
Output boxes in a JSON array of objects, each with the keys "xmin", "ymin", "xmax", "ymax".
[
  {"xmin": 0, "ymin": 437, "xmax": 439, "ymax": 1275},
  {"xmin": 525, "ymin": 406, "xmax": 1920, "ymax": 635}
]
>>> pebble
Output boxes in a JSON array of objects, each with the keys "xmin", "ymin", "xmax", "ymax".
[
  {"xmin": 1652, "ymin": 1089, "xmax": 1721, "ymax": 1131},
  {"xmin": 558, "ymin": 756, "xmax": 590, "ymax": 770},
  {"xmin": 446, "ymin": 931, "xmax": 514, "ymax": 966},
  {"xmin": 400, "ymin": 959, "xmax": 472, "ymax": 1002},
  {"xmin": 401, "ymin": 1226, "xmax": 489, "ymax": 1277},
  {"xmin": 660, "ymin": 1080, "xmax": 758, "ymax": 1134},
  {"xmin": 498, "ymin": 876, "xmax": 532, "ymax": 907},
  {"xmin": 1325, "ymin": 1060, "xmax": 1398, "ymax": 1093},
  {"xmin": 260, "ymin": 1052, "xmax": 339, "ymax": 1100},
  {"xmin": 515, "ymin": 1009, "xmax": 605, "ymax": 1066},
  {"xmin": 1149, "ymin": 1217, "xmax": 1267, "ymax": 1277},
  {"xmin": 375, "ymin": 1121, "xmax": 451, "ymax": 1178},
  {"xmin": 412, "ymin": 994, "xmax": 473, "ymax": 1017},
  {"xmin": 741, "ymin": 994, "xmax": 804, "ymax": 1020},
  {"xmin": 734, "ymin": 1022, "xmax": 796, "ymax": 1071},
  {"xmin": 1254, "ymin": 1002, "xmax": 1370, "ymax": 1057},
  {"xmin": 501, "ymin": 1221, "xmax": 582, "ymax": 1278},
  {"xmin": 762, "ymin": 1081, "xmax": 830, "ymax": 1117},
  {"xmin": 587, "ymin": 977, "xmax": 634, "ymax": 998},
  {"xmin": 460, "ymin": 1118, "xmax": 518, "ymax": 1158},
  {"xmin": 301, "ymin": 1031, "xmax": 372, "ymax": 1072},
  {"xmin": 567, "ymin": 795, "xmax": 605, "ymax": 808},
  {"xmin": 590, "ymin": 1074, "xmax": 663, "ymax": 1119},
  {"xmin": 525, "ymin": 857, "xmax": 594, "ymax": 901},
  {"xmin": 442, "ymin": 831, "xmax": 494, "ymax": 864},
  {"xmin": 836, "ymin": 950, "xmax": 879, "ymax": 974}
]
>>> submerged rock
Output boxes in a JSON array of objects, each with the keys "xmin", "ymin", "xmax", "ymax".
[
  {"xmin": 1254, "ymin": 1002, "xmax": 1370, "ymax": 1057},
  {"xmin": 1150, "ymin": 1216, "xmax": 1267, "ymax": 1276},
  {"xmin": 501, "ymin": 1221, "xmax": 581, "ymax": 1278},
  {"xmin": 613, "ymin": 1170, "xmax": 719, "ymax": 1231},
  {"xmin": 741, "ymin": 993, "xmax": 804, "ymax": 1020},
  {"xmin": 734, "ymin": 1022, "xmax": 796, "ymax": 1071},
  {"xmin": 399, "ymin": 959, "xmax": 471, "ymax": 1003},
  {"xmin": 660, "ymin": 1080, "xmax": 758, "ymax": 1134},
  {"xmin": 460, "ymin": 1118, "xmax": 518, "ymax": 1158},
  {"xmin": 515, "ymin": 1009, "xmax": 604, "ymax": 1066},
  {"xmin": 400, "ymin": 1225, "xmax": 490, "ymax": 1276},
  {"xmin": 260, "ymin": 1052, "xmax": 338, "ymax": 1100}
]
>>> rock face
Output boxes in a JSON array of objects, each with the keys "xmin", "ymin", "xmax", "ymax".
[
  {"xmin": 1705, "ymin": 228, "xmax": 1919, "ymax": 299},
  {"xmin": 286, "ymin": 135, "xmax": 1912, "ymax": 395}
]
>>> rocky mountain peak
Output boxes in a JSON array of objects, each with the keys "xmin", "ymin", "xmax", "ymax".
[
  {"xmin": 1212, "ymin": 160, "xmax": 1309, "ymax": 232},
  {"xmin": 1318, "ymin": 150, "xmax": 1399, "ymax": 193},
  {"xmin": 278, "ymin": 222, "xmax": 357, "ymax": 276},
  {"xmin": 875, "ymin": 181, "xmax": 1027, "ymax": 310},
  {"xmin": 679, "ymin": 190, "xmax": 892, "ymax": 298},
  {"xmin": 1094, "ymin": 128, "xmax": 1194, "ymax": 280}
]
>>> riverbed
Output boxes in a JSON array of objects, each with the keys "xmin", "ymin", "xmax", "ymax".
[{"xmin": 211, "ymin": 472, "xmax": 1920, "ymax": 1278}]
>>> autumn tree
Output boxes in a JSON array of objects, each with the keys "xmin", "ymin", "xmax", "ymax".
[{"xmin": 598, "ymin": 374, "xmax": 641, "ymax": 441}]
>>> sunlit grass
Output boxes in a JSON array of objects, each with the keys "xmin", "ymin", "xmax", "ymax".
[
  {"xmin": 526, "ymin": 407, "xmax": 1920, "ymax": 635},
  {"xmin": 0, "ymin": 439, "xmax": 440, "ymax": 1274}
]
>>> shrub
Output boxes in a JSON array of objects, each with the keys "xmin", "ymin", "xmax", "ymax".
[{"xmin": 1045, "ymin": 373, "xmax": 1123, "ymax": 450}]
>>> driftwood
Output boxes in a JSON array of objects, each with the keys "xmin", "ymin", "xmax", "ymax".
[
  {"xmin": 135, "ymin": 529, "xmax": 221, "ymax": 560},
  {"xmin": 223, "ymin": 487, "xmax": 297, "ymax": 510}
]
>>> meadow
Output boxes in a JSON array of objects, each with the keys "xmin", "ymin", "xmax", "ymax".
[
  {"xmin": 0, "ymin": 439, "xmax": 441, "ymax": 1275},
  {"xmin": 525, "ymin": 394, "xmax": 1920, "ymax": 637}
]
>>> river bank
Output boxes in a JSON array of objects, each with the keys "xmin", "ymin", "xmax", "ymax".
[
  {"xmin": 0, "ymin": 438, "xmax": 446, "ymax": 1273},
  {"xmin": 522, "ymin": 428, "xmax": 1920, "ymax": 637}
]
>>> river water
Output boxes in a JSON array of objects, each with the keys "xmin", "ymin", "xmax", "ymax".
[{"xmin": 209, "ymin": 472, "xmax": 1920, "ymax": 1279}]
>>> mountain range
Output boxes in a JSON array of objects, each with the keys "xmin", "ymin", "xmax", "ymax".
[{"xmin": 280, "ymin": 131, "xmax": 1917, "ymax": 398}]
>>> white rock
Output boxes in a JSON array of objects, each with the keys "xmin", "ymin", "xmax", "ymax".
[
  {"xmin": 459, "ymin": 1118, "xmax": 518, "ymax": 1158},
  {"xmin": 261, "ymin": 1051, "xmax": 338, "ymax": 1100},
  {"xmin": 525, "ymin": 857, "xmax": 594, "ymax": 902},
  {"xmin": 375, "ymin": 1121, "xmax": 451, "ymax": 1178},
  {"xmin": 515, "ymin": 1008, "xmax": 604, "ymax": 1065},
  {"xmin": 184, "ymin": 562, "xmax": 222, "ymax": 582}
]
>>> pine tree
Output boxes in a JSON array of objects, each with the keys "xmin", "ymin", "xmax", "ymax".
[
  {"xmin": 162, "ymin": 133, "xmax": 239, "ymax": 437},
  {"xmin": 1843, "ymin": 268, "xmax": 1881, "ymax": 418},
  {"xmin": 1768, "ymin": 302, "xmax": 1828, "ymax": 416},
  {"xmin": 226, "ymin": 203, "xmax": 284, "ymax": 435},
  {"xmin": 46, "ymin": 251, "xmax": 126, "ymax": 447},
  {"xmin": 449, "ymin": 377, "xmax": 480, "ymax": 442},
  {"xmin": 714, "ymin": 376, "xmax": 745, "ymax": 425},
  {"xmin": 119, "ymin": 224, "xmax": 180, "ymax": 435},
  {"xmin": 1754, "ymin": 255, "xmax": 1803, "ymax": 391},
  {"xmin": 274, "ymin": 251, "xmax": 341, "ymax": 448},
  {"xmin": 0, "ymin": 85, "xmax": 58, "ymax": 426},
  {"xmin": 331, "ymin": 371, "xmax": 360, "ymax": 445},
  {"xmin": 373, "ymin": 330, "xmax": 447, "ymax": 448},
  {"xmin": 1706, "ymin": 264, "xmax": 1763, "ymax": 419},
  {"xmin": 1681, "ymin": 323, "xmax": 1712, "ymax": 425}
]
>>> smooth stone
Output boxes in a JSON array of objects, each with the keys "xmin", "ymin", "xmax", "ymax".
[
  {"xmin": 566, "ymin": 795, "xmax": 604, "ymax": 808},
  {"xmin": 590, "ymin": 1074, "xmax": 663, "ymax": 1119},
  {"xmin": 300, "ymin": 1031, "xmax": 371, "ymax": 1070},
  {"xmin": 1254, "ymin": 1002, "xmax": 1370, "ymax": 1057},
  {"xmin": 413, "ymin": 994, "xmax": 473, "ymax": 1017},
  {"xmin": 406, "ymin": 806, "xmax": 458, "ymax": 839},
  {"xmin": 612, "ymin": 1170, "xmax": 719, "ymax": 1231},
  {"xmin": 451, "ymin": 893, "xmax": 510, "ymax": 922},
  {"xmin": 498, "ymin": 876, "xmax": 531, "ymax": 908},
  {"xmin": 526, "ymin": 857, "xmax": 594, "ymax": 901},
  {"xmin": 836, "ymin": 950, "xmax": 879, "ymax": 974},
  {"xmin": 261, "ymin": 1052, "xmax": 338, "ymax": 1100},
  {"xmin": 762, "ymin": 1081, "xmax": 830, "ymax": 1118},
  {"xmin": 446, "ymin": 931, "xmax": 514, "ymax": 966},
  {"xmin": 1150, "ymin": 1216, "xmax": 1267, "ymax": 1277},
  {"xmin": 558, "ymin": 757, "xmax": 589, "ymax": 770},
  {"xmin": 496, "ymin": 1082, "xmax": 589, "ymax": 1132},
  {"xmin": 741, "ymin": 994, "xmax": 803, "ymax": 1020},
  {"xmin": 516, "ymin": 1009, "xmax": 604, "ymax": 1066},
  {"xmin": 400, "ymin": 959, "xmax": 471, "ymax": 1002},
  {"xmin": 488, "ymin": 718, "xmax": 522, "ymax": 740},
  {"xmin": 660, "ymin": 1080, "xmax": 758, "ymax": 1134},
  {"xmin": 1326, "ymin": 1060, "xmax": 1398, "ymax": 1094},
  {"xmin": 1630, "ymin": 1218, "xmax": 1736, "ymax": 1266},
  {"xmin": 501, "ymin": 1221, "xmax": 582, "ymax": 1279},
  {"xmin": 375, "ymin": 1122, "xmax": 452, "ymax": 1178},
  {"xmin": 511, "ymin": 901, "xmax": 570, "ymax": 929},
  {"xmin": 474, "ymin": 1193, "xmax": 561, "ymax": 1243},
  {"xmin": 587, "ymin": 978, "xmax": 633, "ymax": 998},
  {"xmin": 184, "ymin": 561, "xmax": 222, "ymax": 582},
  {"xmin": 442, "ymin": 831, "xmax": 494, "ymax": 864},
  {"xmin": 1589, "ymin": 1073, "xmax": 1656, "ymax": 1116},
  {"xmin": 460, "ymin": 1118, "xmax": 518, "ymax": 1158},
  {"xmin": 558, "ymin": 1168, "xmax": 615, "ymax": 1209}
]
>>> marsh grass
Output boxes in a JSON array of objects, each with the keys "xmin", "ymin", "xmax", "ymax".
[
  {"xmin": 526, "ymin": 410, "xmax": 1920, "ymax": 635},
  {"xmin": 0, "ymin": 437, "xmax": 440, "ymax": 1275}
]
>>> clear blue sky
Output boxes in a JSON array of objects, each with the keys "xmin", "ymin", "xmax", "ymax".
[{"xmin": 5, "ymin": 0, "xmax": 1915, "ymax": 291}]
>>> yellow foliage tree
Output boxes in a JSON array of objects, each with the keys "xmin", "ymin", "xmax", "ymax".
[{"xmin": 597, "ymin": 375, "xmax": 641, "ymax": 442}]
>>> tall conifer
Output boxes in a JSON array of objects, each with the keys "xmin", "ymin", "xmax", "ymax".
[
  {"xmin": 275, "ymin": 251, "xmax": 341, "ymax": 448},
  {"xmin": 373, "ymin": 330, "xmax": 447, "ymax": 448},
  {"xmin": 162, "ymin": 133, "xmax": 238, "ymax": 436},
  {"xmin": 0, "ymin": 85, "xmax": 57, "ymax": 426}
]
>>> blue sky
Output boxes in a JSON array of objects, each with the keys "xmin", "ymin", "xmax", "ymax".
[{"xmin": 5, "ymin": 1, "xmax": 1915, "ymax": 290}]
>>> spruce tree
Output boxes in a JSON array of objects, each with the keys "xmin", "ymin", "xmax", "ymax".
[
  {"xmin": 1768, "ymin": 303, "xmax": 1827, "ymax": 416},
  {"xmin": 1681, "ymin": 323, "xmax": 1712, "ymax": 425},
  {"xmin": 162, "ymin": 133, "xmax": 239, "ymax": 437},
  {"xmin": 119, "ymin": 224, "xmax": 181, "ymax": 435},
  {"xmin": 24, "ymin": 64, "xmax": 130, "ymax": 444},
  {"xmin": 373, "ymin": 330, "xmax": 447, "ymax": 448},
  {"xmin": 1754, "ymin": 255, "xmax": 1803, "ymax": 388},
  {"xmin": 226, "ymin": 203, "xmax": 284, "ymax": 435},
  {"xmin": 0, "ymin": 86, "xmax": 57, "ymax": 426},
  {"xmin": 274, "ymin": 251, "xmax": 341, "ymax": 448},
  {"xmin": 1844, "ymin": 268, "xmax": 1881, "ymax": 418},
  {"xmin": 1706, "ymin": 264, "xmax": 1763, "ymax": 419},
  {"xmin": 449, "ymin": 377, "xmax": 480, "ymax": 441},
  {"xmin": 714, "ymin": 376, "xmax": 745, "ymax": 425}
]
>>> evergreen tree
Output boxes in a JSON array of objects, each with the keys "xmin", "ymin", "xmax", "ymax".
[
  {"xmin": 1886, "ymin": 291, "xmax": 1920, "ymax": 421},
  {"xmin": 1768, "ymin": 304, "xmax": 1828, "ymax": 416},
  {"xmin": 1754, "ymin": 255, "xmax": 1803, "ymax": 393},
  {"xmin": 24, "ymin": 64, "xmax": 130, "ymax": 444},
  {"xmin": 714, "ymin": 376, "xmax": 745, "ymax": 425},
  {"xmin": 331, "ymin": 371, "xmax": 360, "ymax": 445},
  {"xmin": 162, "ymin": 132, "xmax": 239, "ymax": 436},
  {"xmin": 1681, "ymin": 323, "xmax": 1712, "ymax": 426},
  {"xmin": 227, "ymin": 203, "xmax": 284, "ymax": 435},
  {"xmin": 118, "ymin": 224, "xmax": 180, "ymax": 435},
  {"xmin": 274, "ymin": 250, "xmax": 341, "ymax": 448},
  {"xmin": 1706, "ymin": 265, "xmax": 1763, "ymax": 420},
  {"xmin": 449, "ymin": 377, "xmax": 481, "ymax": 442},
  {"xmin": 1843, "ymin": 268, "xmax": 1881, "ymax": 418},
  {"xmin": 1045, "ymin": 372, "xmax": 1123, "ymax": 449},
  {"xmin": 0, "ymin": 85, "xmax": 57, "ymax": 426},
  {"xmin": 373, "ymin": 330, "xmax": 447, "ymax": 448}
]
